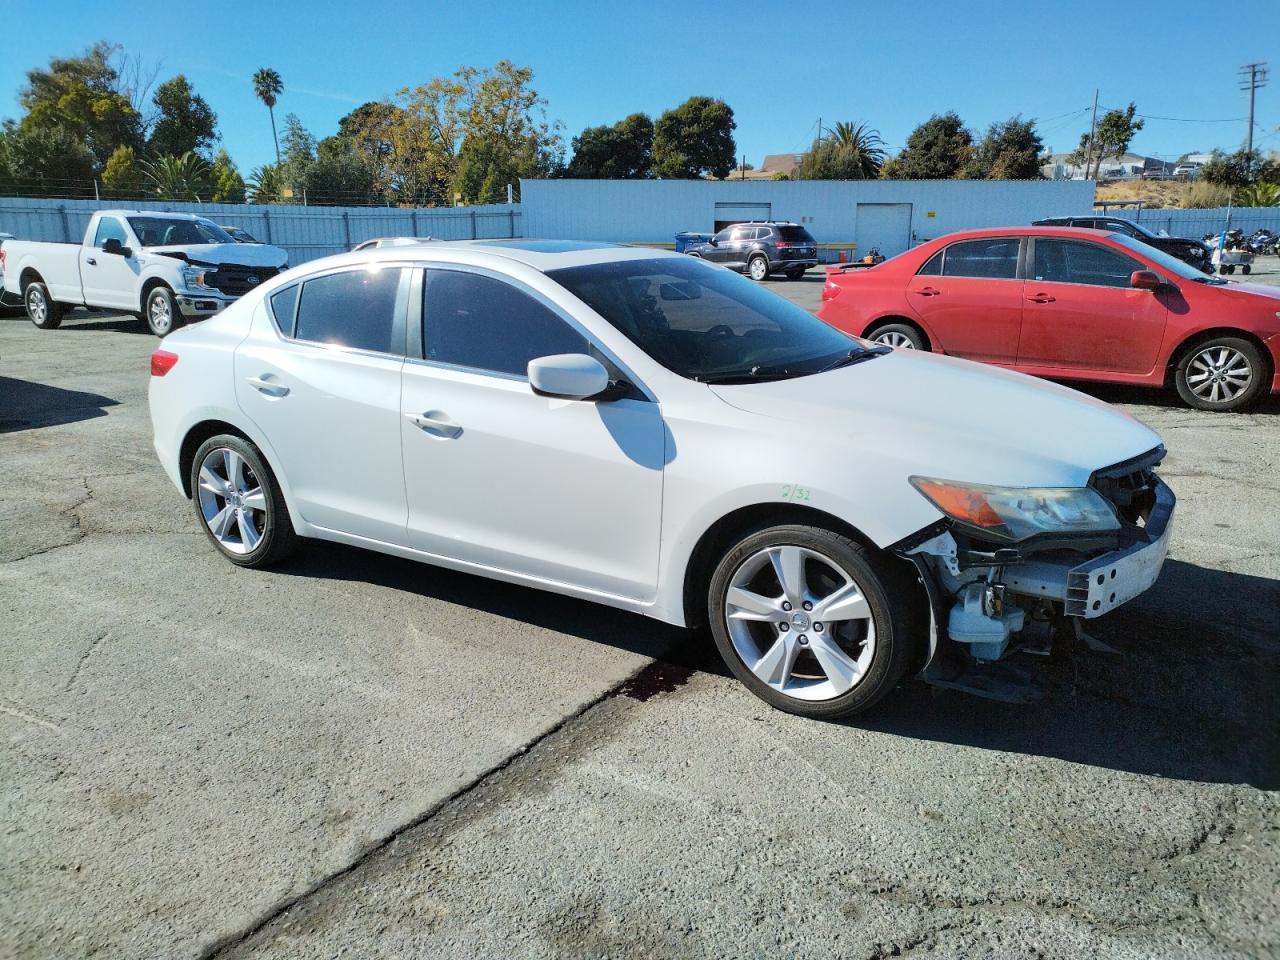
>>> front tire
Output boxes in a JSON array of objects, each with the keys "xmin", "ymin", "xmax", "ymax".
[
  {"xmin": 24, "ymin": 282, "xmax": 64, "ymax": 329},
  {"xmin": 1174, "ymin": 337, "xmax": 1267, "ymax": 411},
  {"xmin": 145, "ymin": 286, "xmax": 183, "ymax": 338},
  {"xmin": 707, "ymin": 524, "xmax": 920, "ymax": 719},
  {"xmin": 747, "ymin": 255, "xmax": 770, "ymax": 282},
  {"xmin": 190, "ymin": 435, "xmax": 298, "ymax": 568}
]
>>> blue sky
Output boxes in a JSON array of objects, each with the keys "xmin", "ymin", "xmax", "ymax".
[{"xmin": 5, "ymin": 0, "xmax": 1277, "ymax": 174}]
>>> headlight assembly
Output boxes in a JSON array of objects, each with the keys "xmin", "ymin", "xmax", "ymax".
[
  {"xmin": 909, "ymin": 477, "xmax": 1120, "ymax": 542},
  {"xmin": 181, "ymin": 265, "xmax": 210, "ymax": 289}
]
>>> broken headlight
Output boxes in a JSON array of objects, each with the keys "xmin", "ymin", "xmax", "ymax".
[{"xmin": 909, "ymin": 477, "xmax": 1120, "ymax": 542}]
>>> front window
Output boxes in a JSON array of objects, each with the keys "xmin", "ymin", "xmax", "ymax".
[
  {"xmin": 1033, "ymin": 239, "xmax": 1141, "ymax": 288},
  {"xmin": 93, "ymin": 217, "xmax": 128, "ymax": 248},
  {"xmin": 1109, "ymin": 234, "xmax": 1216, "ymax": 282},
  {"xmin": 126, "ymin": 217, "xmax": 234, "ymax": 247},
  {"xmin": 548, "ymin": 256, "xmax": 867, "ymax": 383}
]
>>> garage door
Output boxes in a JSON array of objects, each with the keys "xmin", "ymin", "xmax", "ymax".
[
  {"xmin": 855, "ymin": 203, "xmax": 912, "ymax": 258},
  {"xmin": 714, "ymin": 202, "xmax": 771, "ymax": 233}
]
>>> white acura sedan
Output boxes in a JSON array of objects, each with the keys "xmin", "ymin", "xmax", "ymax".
[{"xmin": 149, "ymin": 240, "xmax": 1174, "ymax": 718}]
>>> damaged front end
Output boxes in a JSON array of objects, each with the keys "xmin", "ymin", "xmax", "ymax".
[{"xmin": 893, "ymin": 447, "xmax": 1174, "ymax": 701}]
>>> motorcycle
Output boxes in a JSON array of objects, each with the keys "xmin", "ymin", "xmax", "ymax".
[{"xmin": 1245, "ymin": 228, "xmax": 1278, "ymax": 257}]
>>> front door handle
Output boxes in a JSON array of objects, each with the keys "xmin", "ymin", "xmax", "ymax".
[
  {"xmin": 1026, "ymin": 294, "xmax": 1057, "ymax": 303},
  {"xmin": 85, "ymin": 257, "xmax": 97, "ymax": 266},
  {"xmin": 246, "ymin": 375, "xmax": 289, "ymax": 397},
  {"xmin": 914, "ymin": 286, "xmax": 940, "ymax": 297},
  {"xmin": 405, "ymin": 411, "xmax": 462, "ymax": 438}
]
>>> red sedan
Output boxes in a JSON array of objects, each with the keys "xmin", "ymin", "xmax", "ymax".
[{"xmin": 818, "ymin": 226, "xmax": 1280, "ymax": 411}]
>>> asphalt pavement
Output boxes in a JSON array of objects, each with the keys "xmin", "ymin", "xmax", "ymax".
[{"xmin": 1, "ymin": 264, "xmax": 1277, "ymax": 959}]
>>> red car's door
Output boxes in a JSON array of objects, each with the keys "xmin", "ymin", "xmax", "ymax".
[
  {"xmin": 1019, "ymin": 237, "xmax": 1169, "ymax": 373},
  {"xmin": 906, "ymin": 237, "xmax": 1024, "ymax": 364}
]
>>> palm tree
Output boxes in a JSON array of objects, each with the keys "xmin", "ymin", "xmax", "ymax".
[
  {"xmin": 141, "ymin": 153, "xmax": 212, "ymax": 201},
  {"xmin": 247, "ymin": 164, "xmax": 283, "ymax": 204},
  {"xmin": 252, "ymin": 68, "xmax": 284, "ymax": 167},
  {"xmin": 827, "ymin": 121, "xmax": 887, "ymax": 178}
]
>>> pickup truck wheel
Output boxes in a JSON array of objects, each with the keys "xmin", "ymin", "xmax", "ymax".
[
  {"xmin": 24, "ymin": 282, "xmax": 64, "ymax": 330},
  {"xmin": 747, "ymin": 255, "xmax": 770, "ymax": 282},
  {"xmin": 1174, "ymin": 337, "xmax": 1266, "ymax": 412},
  {"xmin": 707, "ymin": 524, "xmax": 919, "ymax": 719},
  {"xmin": 146, "ymin": 287, "xmax": 183, "ymax": 338}
]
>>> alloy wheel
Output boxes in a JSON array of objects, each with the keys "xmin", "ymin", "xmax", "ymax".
[
  {"xmin": 197, "ymin": 447, "xmax": 268, "ymax": 554},
  {"xmin": 749, "ymin": 257, "xmax": 768, "ymax": 281},
  {"xmin": 1186, "ymin": 345, "xmax": 1252, "ymax": 404},
  {"xmin": 874, "ymin": 331, "xmax": 916, "ymax": 349},
  {"xmin": 724, "ymin": 545, "xmax": 876, "ymax": 701},
  {"xmin": 149, "ymin": 293, "xmax": 173, "ymax": 335},
  {"xmin": 26, "ymin": 288, "xmax": 47, "ymax": 324}
]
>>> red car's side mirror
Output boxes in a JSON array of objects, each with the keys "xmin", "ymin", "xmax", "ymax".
[{"xmin": 1130, "ymin": 270, "xmax": 1161, "ymax": 291}]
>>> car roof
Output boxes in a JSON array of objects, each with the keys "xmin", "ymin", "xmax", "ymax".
[
  {"xmin": 289, "ymin": 239, "xmax": 680, "ymax": 278},
  {"xmin": 934, "ymin": 226, "xmax": 1117, "ymax": 241},
  {"xmin": 101, "ymin": 210, "xmax": 208, "ymax": 221}
]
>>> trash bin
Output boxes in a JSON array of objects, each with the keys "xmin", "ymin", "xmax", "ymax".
[{"xmin": 675, "ymin": 231, "xmax": 712, "ymax": 254}]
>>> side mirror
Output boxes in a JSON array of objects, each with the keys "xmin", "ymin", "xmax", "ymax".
[
  {"xmin": 1130, "ymin": 270, "xmax": 1161, "ymax": 291},
  {"xmin": 708, "ymin": 238, "xmax": 718, "ymax": 246},
  {"xmin": 102, "ymin": 238, "xmax": 132, "ymax": 258},
  {"xmin": 528, "ymin": 354, "xmax": 611, "ymax": 401}
]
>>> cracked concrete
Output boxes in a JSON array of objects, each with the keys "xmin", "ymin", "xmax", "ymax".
[{"xmin": 2, "ymin": 277, "xmax": 1278, "ymax": 959}]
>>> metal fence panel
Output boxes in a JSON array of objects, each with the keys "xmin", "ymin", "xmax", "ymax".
[
  {"xmin": 1117, "ymin": 206, "xmax": 1280, "ymax": 240},
  {"xmin": 0, "ymin": 197, "xmax": 522, "ymax": 265}
]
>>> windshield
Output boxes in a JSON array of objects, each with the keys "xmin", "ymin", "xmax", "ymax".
[
  {"xmin": 127, "ymin": 217, "xmax": 234, "ymax": 247},
  {"xmin": 548, "ymin": 256, "xmax": 867, "ymax": 382},
  {"xmin": 1110, "ymin": 233, "xmax": 1217, "ymax": 282}
]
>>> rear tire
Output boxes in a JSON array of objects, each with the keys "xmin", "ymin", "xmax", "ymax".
[
  {"xmin": 747, "ymin": 255, "xmax": 770, "ymax": 282},
  {"xmin": 24, "ymin": 281, "xmax": 63, "ymax": 329},
  {"xmin": 146, "ymin": 286, "xmax": 183, "ymax": 338},
  {"xmin": 1174, "ymin": 336, "xmax": 1267, "ymax": 412},
  {"xmin": 866, "ymin": 322, "xmax": 925, "ymax": 350},
  {"xmin": 785, "ymin": 267, "xmax": 807, "ymax": 280},
  {"xmin": 707, "ymin": 523, "xmax": 920, "ymax": 719},
  {"xmin": 189, "ymin": 434, "xmax": 298, "ymax": 568}
]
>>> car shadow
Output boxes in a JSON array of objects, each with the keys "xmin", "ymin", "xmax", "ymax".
[
  {"xmin": 275, "ymin": 543, "xmax": 1275, "ymax": 788},
  {"xmin": 57, "ymin": 311, "xmax": 149, "ymax": 334},
  {"xmin": 0, "ymin": 376, "xmax": 121, "ymax": 432},
  {"xmin": 857, "ymin": 559, "xmax": 1279, "ymax": 789},
  {"xmin": 1067, "ymin": 379, "xmax": 1280, "ymax": 415}
]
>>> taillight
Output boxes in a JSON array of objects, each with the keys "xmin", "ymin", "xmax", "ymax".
[
  {"xmin": 150, "ymin": 350, "xmax": 179, "ymax": 376},
  {"xmin": 775, "ymin": 241, "xmax": 792, "ymax": 249},
  {"xmin": 822, "ymin": 281, "xmax": 842, "ymax": 302}
]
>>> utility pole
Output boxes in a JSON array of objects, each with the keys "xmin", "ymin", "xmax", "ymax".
[
  {"xmin": 1084, "ymin": 89, "xmax": 1099, "ymax": 179},
  {"xmin": 1239, "ymin": 61, "xmax": 1269, "ymax": 156},
  {"xmin": 817, "ymin": 117, "xmax": 823, "ymax": 142}
]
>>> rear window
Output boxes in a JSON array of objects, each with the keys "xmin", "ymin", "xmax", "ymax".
[
  {"xmin": 941, "ymin": 238, "xmax": 1020, "ymax": 279},
  {"xmin": 777, "ymin": 226, "xmax": 815, "ymax": 243},
  {"xmin": 293, "ymin": 267, "xmax": 405, "ymax": 354}
]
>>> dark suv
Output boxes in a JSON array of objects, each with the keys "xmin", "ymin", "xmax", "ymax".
[
  {"xmin": 1032, "ymin": 216, "xmax": 1213, "ymax": 273},
  {"xmin": 685, "ymin": 221, "xmax": 819, "ymax": 281}
]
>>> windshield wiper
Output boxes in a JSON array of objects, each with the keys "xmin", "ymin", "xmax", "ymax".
[
  {"xmin": 817, "ymin": 345, "xmax": 891, "ymax": 373},
  {"xmin": 694, "ymin": 369, "xmax": 795, "ymax": 384}
]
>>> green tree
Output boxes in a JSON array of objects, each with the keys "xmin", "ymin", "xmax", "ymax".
[
  {"xmin": 247, "ymin": 164, "xmax": 283, "ymax": 204},
  {"xmin": 1201, "ymin": 149, "xmax": 1262, "ymax": 188},
  {"xmin": 894, "ymin": 112, "xmax": 972, "ymax": 179},
  {"xmin": 100, "ymin": 144, "xmax": 146, "ymax": 198},
  {"xmin": 1235, "ymin": 181, "xmax": 1280, "ymax": 206},
  {"xmin": 210, "ymin": 148, "xmax": 246, "ymax": 203},
  {"xmin": 252, "ymin": 67, "xmax": 284, "ymax": 167},
  {"xmin": 965, "ymin": 116, "xmax": 1044, "ymax": 179},
  {"xmin": 798, "ymin": 122, "xmax": 886, "ymax": 180},
  {"xmin": 565, "ymin": 113, "xmax": 654, "ymax": 178},
  {"xmin": 303, "ymin": 137, "xmax": 374, "ymax": 204},
  {"xmin": 279, "ymin": 113, "xmax": 316, "ymax": 199},
  {"xmin": 1069, "ymin": 103, "xmax": 1143, "ymax": 179},
  {"xmin": 335, "ymin": 101, "xmax": 402, "ymax": 201},
  {"xmin": 147, "ymin": 75, "xmax": 217, "ymax": 158},
  {"xmin": 2, "ymin": 120, "xmax": 96, "ymax": 195},
  {"xmin": 141, "ymin": 151, "xmax": 211, "ymax": 200},
  {"xmin": 17, "ymin": 41, "xmax": 142, "ymax": 168},
  {"xmin": 652, "ymin": 96, "xmax": 736, "ymax": 179}
]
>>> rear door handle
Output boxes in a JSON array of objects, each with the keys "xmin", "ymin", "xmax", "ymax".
[
  {"xmin": 245, "ymin": 375, "xmax": 289, "ymax": 397},
  {"xmin": 914, "ymin": 287, "xmax": 940, "ymax": 297},
  {"xmin": 405, "ymin": 411, "xmax": 462, "ymax": 438},
  {"xmin": 1026, "ymin": 294, "xmax": 1057, "ymax": 303},
  {"xmin": 85, "ymin": 257, "xmax": 97, "ymax": 266}
]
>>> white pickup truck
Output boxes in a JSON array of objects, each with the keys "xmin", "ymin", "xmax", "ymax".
[{"xmin": 0, "ymin": 210, "xmax": 289, "ymax": 336}]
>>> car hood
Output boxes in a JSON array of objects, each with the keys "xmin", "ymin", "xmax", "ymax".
[
  {"xmin": 709, "ymin": 349, "xmax": 1163, "ymax": 488},
  {"xmin": 145, "ymin": 242, "xmax": 289, "ymax": 268},
  {"xmin": 1212, "ymin": 280, "xmax": 1280, "ymax": 304}
]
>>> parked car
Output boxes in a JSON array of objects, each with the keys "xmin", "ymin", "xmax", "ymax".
[
  {"xmin": 149, "ymin": 239, "xmax": 1173, "ymax": 719},
  {"xmin": 1172, "ymin": 162, "xmax": 1203, "ymax": 180},
  {"xmin": 222, "ymin": 226, "xmax": 261, "ymax": 243},
  {"xmin": 1, "ymin": 210, "xmax": 290, "ymax": 336},
  {"xmin": 352, "ymin": 236, "xmax": 434, "ymax": 251},
  {"xmin": 1032, "ymin": 215, "xmax": 1213, "ymax": 273},
  {"xmin": 683, "ymin": 221, "xmax": 818, "ymax": 281},
  {"xmin": 819, "ymin": 226, "xmax": 1280, "ymax": 411}
]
